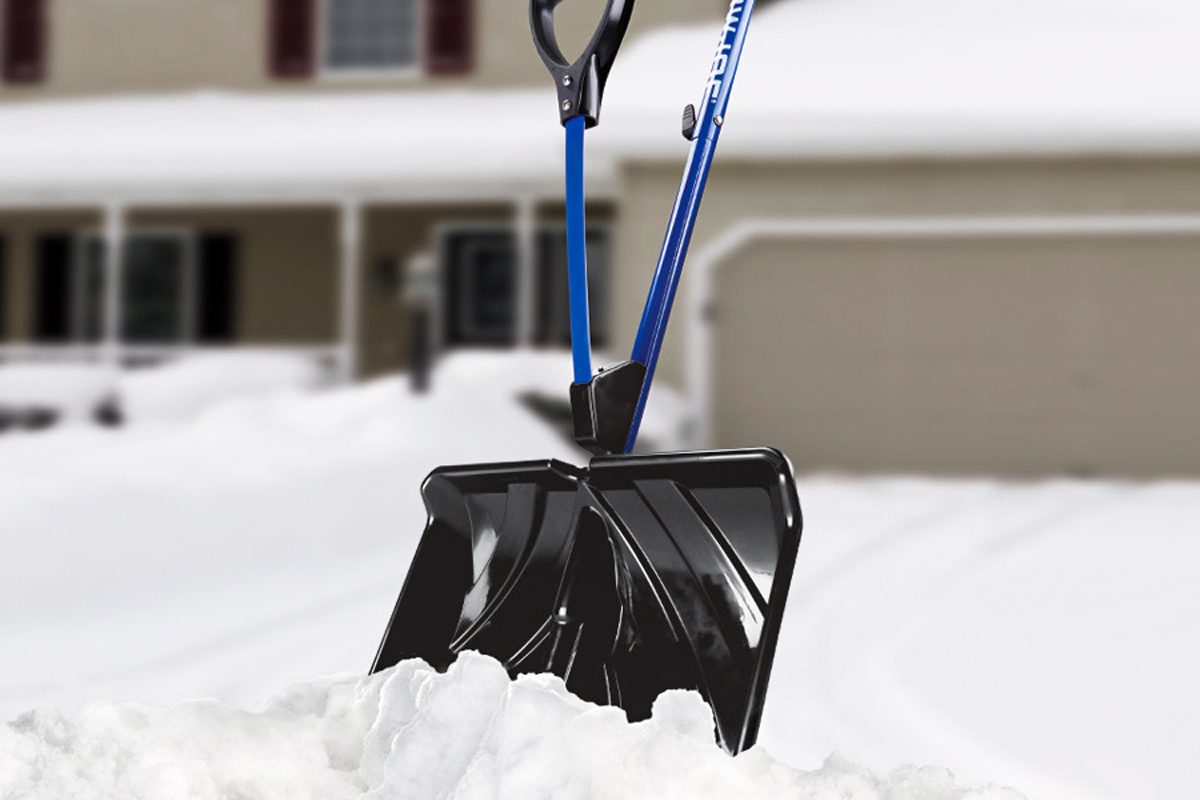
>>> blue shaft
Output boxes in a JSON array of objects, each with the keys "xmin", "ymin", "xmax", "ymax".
[
  {"xmin": 565, "ymin": 115, "xmax": 592, "ymax": 385},
  {"xmin": 625, "ymin": 0, "xmax": 758, "ymax": 452}
]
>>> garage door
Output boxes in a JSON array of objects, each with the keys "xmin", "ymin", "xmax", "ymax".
[{"xmin": 712, "ymin": 233, "xmax": 1200, "ymax": 476}]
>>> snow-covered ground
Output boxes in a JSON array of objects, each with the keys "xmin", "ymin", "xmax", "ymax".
[
  {"xmin": 1, "ymin": 353, "xmax": 1195, "ymax": 798},
  {"xmin": 1, "ymin": 653, "xmax": 1021, "ymax": 800},
  {"xmin": 0, "ymin": 352, "xmax": 329, "ymax": 426}
]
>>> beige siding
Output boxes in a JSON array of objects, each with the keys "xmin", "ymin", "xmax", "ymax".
[
  {"xmin": 1, "ymin": 0, "xmax": 717, "ymax": 100},
  {"xmin": 614, "ymin": 157, "xmax": 1200, "ymax": 390},
  {"xmin": 134, "ymin": 208, "xmax": 340, "ymax": 344},
  {"xmin": 1, "ymin": 203, "xmax": 606, "ymax": 375},
  {"xmin": 46, "ymin": 0, "xmax": 266, "ymax": 98},
  {"xmin": 362, "ymin": 204, "xmax": 510, "ymax": 377},
  {"xmin": 711, "ymin": 233, "xmax": 1200, "ymax": 476}
]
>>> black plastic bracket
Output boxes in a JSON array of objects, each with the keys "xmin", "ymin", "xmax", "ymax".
[
  {"xmin": 570, "ymin": 360, "xmax": 647, "ymax": 455},
  {"xmin": 530, "ymin": 0, "xmax": 635, "ymax": 127},
  {"xmin": 682, "ymin": 104, "xmax": 698, "ymax": 141}
]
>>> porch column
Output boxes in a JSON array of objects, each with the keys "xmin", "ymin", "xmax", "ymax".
[
  {"xmin": 100, "ymin": 203, "xmax": 127, "ymax": 366},
  {"xmin": 514, "ymin": 195, "xmax": 538, "ymax": 347},
  {"xmin": 338, "ymin": 199, "xmax": 363, "ymax": 382}
]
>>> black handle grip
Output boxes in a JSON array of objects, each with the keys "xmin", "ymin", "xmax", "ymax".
[{"xmin": 530, "ymin": 0, "xmax": 635, "ymax": 127}]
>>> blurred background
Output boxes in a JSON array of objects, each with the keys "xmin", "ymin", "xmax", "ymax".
[{"xmin": 1, "ymin": 0, "xmax": 1197, "ymax": 798}]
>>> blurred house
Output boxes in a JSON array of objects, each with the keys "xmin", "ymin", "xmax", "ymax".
[{"xmin": 2, "ymin": 0, "xmax": 1200, "ymax": 475}]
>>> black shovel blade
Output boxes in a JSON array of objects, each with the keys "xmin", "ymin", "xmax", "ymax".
[{"xmin": 371, "ymin": 448, "xmax": 802, "ymax": 754}]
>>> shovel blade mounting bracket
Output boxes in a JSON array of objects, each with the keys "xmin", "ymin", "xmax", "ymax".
[{"xmin": 570, "ymin": 359, "xmax": 647, "ymax": 455}]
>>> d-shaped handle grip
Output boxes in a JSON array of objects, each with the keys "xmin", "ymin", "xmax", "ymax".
[{"xmin": 530, "ymin": 0, "xmax": 635, "ymax": 127}]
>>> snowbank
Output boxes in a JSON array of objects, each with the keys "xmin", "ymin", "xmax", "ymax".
[
  {"xmin": 0, "ymin": 364, "xmax": 116, "ymax": 422},
  {"xmin": 0, "ymin": 353, "xmax": 326, "ymax": 429},
  {"xmin": 0, "ymin": 652, "xmax": 1024, "ymax": 800},
  {"xmin": 119, "ymin": 353, "xmax": 327, "ymax": 424},
  {"xmin": 4, "ymin": 354, "xmax": 1196, "ymax": 798},
  {"xmin": 434, "ymin": 349, "xmax": 694, "ymax": 451}
]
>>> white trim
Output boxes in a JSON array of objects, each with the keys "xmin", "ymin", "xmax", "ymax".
[
  {"xmin": 514, "ymin": 196, "xmax": 538, "ymax": 347},
  {"xmin": 316, "ymin": 0, "xmax": 423, "ymax": 81},
  {"xmin": 338, "ymin": 199, "xmax": 364, "ymax": 382},
  {"xmin": 687, "ymin": 214, "xmax": 1200, "ymax": 447},
  {"xmin": 100, "ymin": 204, "xmax": 127, "ymax": 367}
]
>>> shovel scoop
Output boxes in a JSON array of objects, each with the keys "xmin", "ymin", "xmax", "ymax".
[{"xmin": 372, "ymin": 0, "xmax": 800, "ymax": 754}]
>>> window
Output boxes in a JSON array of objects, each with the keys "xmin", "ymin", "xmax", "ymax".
[
  {"xmin": 443, "ymin": 230, "xmax": 516, "ymax": 345},
  {"xmin": 440, "ymin": 225, "xmax": 611, "ymax": 348},
  {"xmin": 114, "ymin": 235, "xmax": 192, "ymax": 343},
  {"xmin": 33, "ymin": 231, "xmax": 240, "ymax": 346},
  {"xmin": 323, "ymin": 0, "xmax": 419, "ymax": 73},
  {"xmin": 34, "ymin": 233, "xmax": 100, "ymax": 343},
  {"xmin": 270, "ymin": 0, "xmax": 473, "ymax": 79}
]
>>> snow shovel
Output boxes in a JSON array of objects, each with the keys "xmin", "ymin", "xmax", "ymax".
[{"xmin": 372, "ymin": 0, "xmax": 801, "ymax": 754}]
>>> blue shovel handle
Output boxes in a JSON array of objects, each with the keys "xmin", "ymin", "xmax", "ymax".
[{"xmin": 534, "ymin": 0, "xmax": 760, "ymax": 455}]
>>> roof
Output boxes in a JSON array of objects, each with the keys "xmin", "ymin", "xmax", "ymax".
[
  {"xmin": 0, "ymin": 90, "xmax": 590, "ymax": 206},
  {"xmin": 1, "ymin": 0, "xmax": 1198, "ymax": 205},
  {"xmin": 604, "ymin": 0, "xmax": 1200, "ymax": 159}
]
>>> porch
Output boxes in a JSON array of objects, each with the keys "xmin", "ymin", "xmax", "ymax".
[{"xmin": 0, "ymin": 198, "xmax": 614, "ymax": 384}]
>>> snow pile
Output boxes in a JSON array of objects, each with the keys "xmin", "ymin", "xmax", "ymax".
[
  {"xmin": 0, "ymin": 368, "xmax": 578, "ymax": 719},
  {"xmin": 119, "ymin": 352, "xmax": 327, "ymax": 424},
  {"xmin": 0, "ymin": 353, "xmax": 326, "ymax": 428},
  {"xmin": 5, "ymin": 353, "xmax": 1197, "ymax": 798},
  {"xmin": 0, "ymin": 652, "xmax": 1024, "ymax": 800},
  {"xmin": 0, "ymin": 364, "xmax": 116, "ymax": 422},
  {"xmin": 435, "ymin": 349, "xmax": 695, "ymax": 451}
]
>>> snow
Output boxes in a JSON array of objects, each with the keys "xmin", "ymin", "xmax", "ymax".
[
  {"xmin": 3, "ymin": 0, "xmax": 1200, "ymax": 204},
  {"xmin": 0, "ymin": 652, "xmax": 1023, "ymax": 800},
  {"xmin": 0, "ymin": 353, "xmax": 327, "ymax": 425},
  {"xmin": 119, "ymin": 352, "xmax": 327, "ymax": 424},
  {"xmin": 0, "ymin": 364, "xmax": 115, "ymax": 422},
  {"xmin": 434, "ymin": 349, "xmax": 694, "ymax": 451},
  {"xmin": 0, "ymin": 90, "xmax": 581, "ymax": 205},
  {"xmin": 604, "ymin": 0, "xmax": 1200, "ymax": 158},
  {"xmin": 2, "ymin": 352, "xmax": 1197, "ymax": 798}
]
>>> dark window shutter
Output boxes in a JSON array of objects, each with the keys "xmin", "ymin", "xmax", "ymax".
[
  {"xmin": 34, "ymin": 234, "xmax": 72, "ymax": 343},
  {"xmin": 196, "ymin": 233, "xmax": 240, "ymax": 343},
  {"xmin": 426, "ymin": 0, "xmax": 474, "ymax": 76},
  {"xmin": 3, "ymin": 0, "xmax": 47, "ymax": 84},
  {"xmin": 269, "ymin": 0, "xmax": 315, "ymax": 79}
]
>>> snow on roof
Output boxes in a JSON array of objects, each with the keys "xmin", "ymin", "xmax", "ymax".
[
  {"xmin": 602, "ymin": 0, "xmax": 1200, "ymax": 159},
  {"xmin": 1, "ymin": 0, "xmax": 1199, "ymax": 204},
  {"xmin": 0, "ymin": 90, "xmax": 589, "ymax": 205}
]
